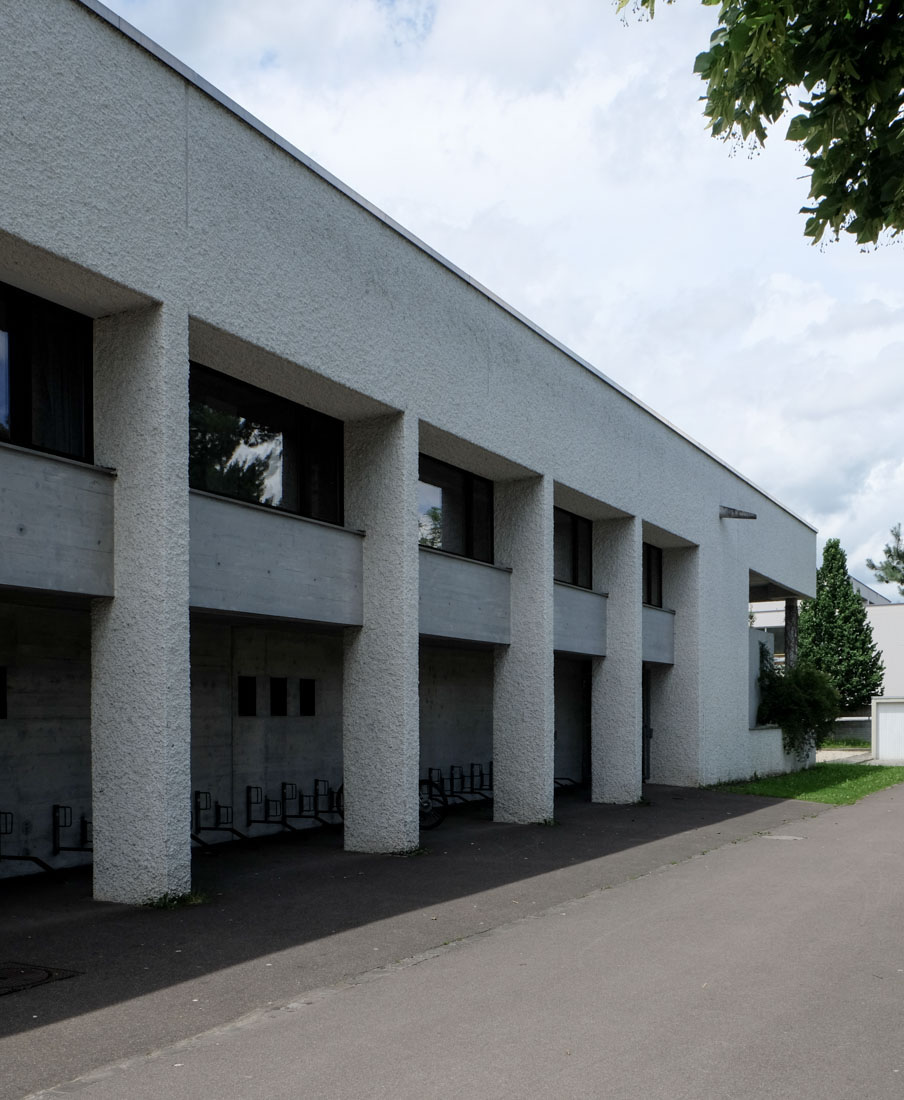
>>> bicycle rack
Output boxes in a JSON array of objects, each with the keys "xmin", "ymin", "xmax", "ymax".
[
  {"xmin": 245, "ymin": 786, "xmax": 287, "ymax": 830},
  {"xmin": 314, "ymin": 778, "xmax": 343, "ymax": 822},
  {"xmin": 278, "ymin": 782, "xmax": 304, "ymax": 830},
  {"xmin": 0, "ymin": 811, "xmax": 54, "ymax": 872},
  {"xmin": 428, "ymin": 760, "xmax": 494, "ymax": 804},
  {"xmin": 191, "ymin": 790, "xmax": 247, "ymax": 844},
  {"xmin": 278, "ymin": 779, "xmax": 344, "ymax": 828},
  {"xmin": 52, "ymin": 805, "xmax": 92, "ymax": 855}
]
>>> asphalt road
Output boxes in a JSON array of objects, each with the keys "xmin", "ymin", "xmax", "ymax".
[{"xmin": 4, "ymin": 783, "xmax": 904, "ymax": 1098}]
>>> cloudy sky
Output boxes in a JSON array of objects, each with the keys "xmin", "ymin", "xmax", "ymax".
[{"xmin": 109, "ymin": 0, "xmax": 904, "ymax": 597}]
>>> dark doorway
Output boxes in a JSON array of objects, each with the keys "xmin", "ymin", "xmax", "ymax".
[{"xmin": 642, "ymin": 665, "xmax": 653, "ymax": 783}]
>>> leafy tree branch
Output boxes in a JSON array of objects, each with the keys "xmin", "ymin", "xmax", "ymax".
[
  {"xmin": 617, "ymin": 0, "xmax": 904, "ymax": 244},
  {"xmin": 866, "ymin": 523, "xmax": 904, "ymax": 596}
]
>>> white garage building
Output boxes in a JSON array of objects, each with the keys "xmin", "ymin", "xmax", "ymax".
[{"xmin": 0, "ymin": 0, "xmax": 815, "ymax": 903}]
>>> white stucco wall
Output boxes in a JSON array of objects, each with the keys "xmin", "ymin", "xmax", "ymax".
[
  {"xmin": 493, "ymin": 476, "xmax": 556, "ymax": 824},
  {"xmin": 867, "ymin": 605, "xmax": 904, "ymax": 697},
  {"xmin": 591, "ymin": 517, "xmax": 643, "ymax": 803},
  {"xmin": 91, "ymin": 305, "xmax": 192, "ymax": 903},
  {"xmin": 343, "ymin": 414, "xmax": 420, "ymax": 852}
]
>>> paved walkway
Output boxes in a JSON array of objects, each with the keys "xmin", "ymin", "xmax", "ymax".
[
  {"xmin": 4, "ymin": 782, "xmax": 904, "ymax": 1098},
  {"xmin": 816, "ymin": 747, "xmax": 873, "ymax": 763},
  {"xmin": 816, "ymin": 747, "xmax": 904, "ymax": 766}
]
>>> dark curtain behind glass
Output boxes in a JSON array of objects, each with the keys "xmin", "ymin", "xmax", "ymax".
[{"xmin": 0, "ymin": 281, "xmax": 92, "ymax": 461}]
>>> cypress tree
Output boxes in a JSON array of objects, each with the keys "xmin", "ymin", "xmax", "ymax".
[{"xmin": 799, "ymin": 539, "xmax": 885, "ymax": 712}]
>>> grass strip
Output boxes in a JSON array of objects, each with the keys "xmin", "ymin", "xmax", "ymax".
[{"xmin": 714, "ymin": 763, "xmax": 904, "ymax": 805}]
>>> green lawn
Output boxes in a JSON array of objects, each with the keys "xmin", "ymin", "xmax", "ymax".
[{"xmin": 714, "ymin": 763, "xmax": 904, "ymax": 805}]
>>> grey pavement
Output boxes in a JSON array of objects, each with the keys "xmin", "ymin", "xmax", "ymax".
[
  {"xmin": 816, "ymin": 748, "xmax": 874, "ymax": 764},
  {"xmin": 3, "ymin": 782, "xmax": 904, "ymax": 1098},
  {"xmin": 816, "ymin": 747, "xmax": 904, "ymax": 766}
]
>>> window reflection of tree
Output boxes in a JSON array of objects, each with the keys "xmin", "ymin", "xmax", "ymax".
[
  {"xmin": 419, "ymin": 504, "xmax": 443, "ymax": 548},
  {"xmin": 189, "ymin": 401, "xmax": 282, "ymax": 507},
  {"xmin": 417, "ymin": 480, "xmax": 443, "ymax": 548}
]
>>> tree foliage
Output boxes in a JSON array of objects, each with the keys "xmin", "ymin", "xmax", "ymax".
[
  {"xmin": 866, "ymin": 523, "xmax": 904, "ymax": 596},
  {"xmin": 757, "ymin": 645, "xmax": 840, "ymax": 759},
  {"xmin": 618, "ymin": 0, "xmax": 904, "ymax": 244},
  {"xmin": 799, "ymin": 538, "xmax": 885, "ymax": 711}
]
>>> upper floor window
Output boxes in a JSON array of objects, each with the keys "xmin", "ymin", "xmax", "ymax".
[
  {"xmin": 642, "ymin": 542, "xmax": 663, "ymax": 607},
  {"xmin": 0, "ymin": 280, "xmax": 93, "ymax": 462},
  {"xmin": 189, "ymin": 364, "xmax": 343, "ymax": 525},
  {"xmin": 418, "ymin": 454, "xmax": 493, "ymax": 563},
  {"xmin": 554, "ymin": 507, "xmax": 592, "ymax": 589}
]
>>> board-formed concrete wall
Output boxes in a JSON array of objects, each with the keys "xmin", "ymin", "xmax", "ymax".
[
  {"xmin": 554, "ymin": 584, "xmax": 607, "ymax": 658},
  {"xmin": 0, "ymin": 603, "xmax": 92, "ymax": 878},
  {"xmin": 0, "ymin": 0, "xmax": 817, "ymax": 896},
  {"xmin": 0, "ymin": 445, "xmax": 114, "ymax": 598},
  {"xmin": 419, "ymin": 647, "xmax": 494, "ymax": 778},
  {"xmin": 190, "ymin": 493, "xmax": 364, "ymax": 626},
  {"xmin": 419, "ymin": 550, "xmax": 511, "ymax": 645},
  {"xmin": 192, "ymin": 621, "xmax": 345, "ymax": 840}
]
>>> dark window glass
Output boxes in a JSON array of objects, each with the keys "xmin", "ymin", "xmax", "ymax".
[
  {"xmin": 237, "ymin": 675, "xmax": 257, "ymax": 717},
  {"xmin": 299, "ymin": 678, "xmax": 316, "ymax": 717},
  {"xmin": 554, "ymin": 508, "xmax": 592, "ymax": 589},
  {"xmin": 575, "ymin": 520, "xmax": 592, "ymax": 589},
  {"xmin": 0, "ymin": 332, "xmax": 9, "ymax": 443},
  {"xmin": 0, "ymin": 281, "xmax": 92, "ymax": 461},
  {"xmin": 189, "ymin": 364, "xmax": 343, "ymax": 525},
  {"xmin": 303, "ymin": 411, "xmax": 344, "ymax": 524},
  {"xmin": 270, "ymin": 677, "xmax": 288, "ymax": 716},
  {"xmin": 0, "ymin": 667, "xmax": 6, "ymax": 719},
  {"xmin": 470, "ymin": 475, "xmax": 494, "ymax": 565},
  {"xmin": 643, "ymin": 543, "xmax": 663, "ymax": 608},
  {"xmin": 418, "ymin": 454, "xmax": 493, "ymax": 563}
]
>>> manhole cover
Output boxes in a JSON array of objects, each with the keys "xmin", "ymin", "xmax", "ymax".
[{"xmin": 0, "ymin": 962, "xmax": 81, "ymax": 996}]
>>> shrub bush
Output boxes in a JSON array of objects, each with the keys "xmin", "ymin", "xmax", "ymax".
[{"xmin": 757, "ymin": 646, "xmax": 841, "ymax": 761}]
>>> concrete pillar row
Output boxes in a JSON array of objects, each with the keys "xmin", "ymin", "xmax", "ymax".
[
  {"xmin": 493, "ymin": 475, "xmax": 555, "ymax": 824},
  {"xmin": 343, "ymin": 412, "xmax": 420, "ymax": 853},
  {"xmin": 591, "ymin": 515, "xmax": 643, "ymax": 804},
  {"xmin": 91, "ymin": 304, "xmax": 192, "ymax": 904}
]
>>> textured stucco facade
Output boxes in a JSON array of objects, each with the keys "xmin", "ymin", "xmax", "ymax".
[{"xmin": 0, "ymin": 0, "xmax": 815, "ymax": 900}]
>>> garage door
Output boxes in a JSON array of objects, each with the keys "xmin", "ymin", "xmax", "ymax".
[{"xmin": 874, "ymin": 699, "xmax": 904, "ymax": 761}]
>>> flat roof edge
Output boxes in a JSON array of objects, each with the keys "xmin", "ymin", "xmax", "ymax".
[{"xmin": 75, "ymin": 0, "xmax": 815, "ymax": 534}]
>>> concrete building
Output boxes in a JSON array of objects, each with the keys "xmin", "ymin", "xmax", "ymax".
[{"xmin": 0, "ymin": 0, "xmax": 815, "ymax": 903}]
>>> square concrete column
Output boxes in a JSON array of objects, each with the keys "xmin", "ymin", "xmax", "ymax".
[
  {"xmin": 343, "ymin": 413, "xmax": 419, "ymax": 852},
  {"xmin": 700, "ymin": 552, "xmax": 753, "ymax": 785},
  {"xmin": 91, "ymin": 304, "xmax": 191, "ymax": 904},
  {"xmin": 647, "ymin": 545, "xmax": 702, "ymax": 786},
  {"xmin": 493, "ymin": 475, "xmax": 555, "ymax": 824},
  {"xmin": 591, "ymin": 516, "xmax": 642, "ymax": 803}
]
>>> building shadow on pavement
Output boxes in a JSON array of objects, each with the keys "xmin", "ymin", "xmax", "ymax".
[{"xmin": 0, "ymin": 785, "xmax": 823, "ymax": 1049}]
